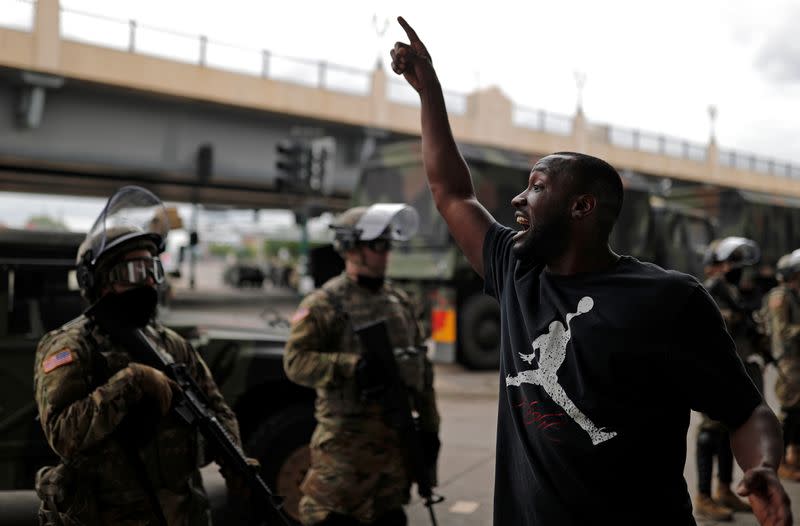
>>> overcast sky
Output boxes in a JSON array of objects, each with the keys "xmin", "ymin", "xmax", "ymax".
[{"xmin": 2, "ymin": 0, "xmax": 800, "ymax": 229}]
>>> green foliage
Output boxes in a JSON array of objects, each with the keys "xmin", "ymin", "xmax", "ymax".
[
  {"xmin": 208, "ymin": 243, "xmax": 233, "ymax": 257},
  {"xmin": 208, "ymin": 243, "xmax": 256, "ymax": 259},
  {"xmin": 263, "ymin": 239, "xmax": 328, "ymax": 259},
  {"xmin": 25, "ymin": 214, "xmax": 69, "ymax": 231}
]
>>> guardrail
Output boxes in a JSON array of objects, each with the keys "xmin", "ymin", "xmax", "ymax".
[
  {"xmin": 607, "ymin": 126, "xmax": 707, "ymax": 162},
  {"xmin": 513, "ymin": 105, "xmax": 573, "ymax": 136},
  {"xmin": 1, "ymin": 0, "xmax": 799, "ymax": 179},
  {"xmin": 719, "ymin": 150, "xmax": 800, "ymax": 179}
]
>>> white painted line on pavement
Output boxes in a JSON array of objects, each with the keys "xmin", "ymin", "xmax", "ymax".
[{"xmin": 449, "ymin": 500, "xmax": 480, "ymax": 514}]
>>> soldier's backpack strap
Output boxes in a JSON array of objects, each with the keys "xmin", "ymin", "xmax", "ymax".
[
  {"xmin": 386, "ymin": 286, "xmax": 426, "ymax": 344},
  {"xmin": 386, "ymin": 286, "xmax": 417, "ymax": 318}
]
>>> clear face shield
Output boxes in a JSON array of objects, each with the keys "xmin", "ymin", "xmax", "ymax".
[
  {"xmin": 354, "ymin": 203, "xmax": 420, "ymax": 246},
  {"xmin": 778, "ymin": 249, "xmax": 800, "ymax": 281},
  {"xmin": 82, "ymin": 185, "xmax": 169, "ymax": 267},
  {"xmin": 714, "ymin": 237, "xmax": 760, "ymax": 268}
]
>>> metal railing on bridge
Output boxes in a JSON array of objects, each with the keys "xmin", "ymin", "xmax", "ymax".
[{"xmin": 2, "ymin": 0, "xmax": 800, "ymax": 181}]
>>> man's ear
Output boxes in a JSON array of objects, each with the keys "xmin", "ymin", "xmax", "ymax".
[{"xmin": 571, "ymin": 194, "xmax": 597, "ymax": 219}]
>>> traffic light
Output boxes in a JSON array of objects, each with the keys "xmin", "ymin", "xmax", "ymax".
[
  {"xmin": 275, "ymin": 140, "xmax": 311, "ymax": 189},
  {"xmin": 196, "ymin": 144, "xmax": 213, "ymax": 183},
  {"xmin": 275, "ymin": 137, "xmax": 334, "ymax": 193}
]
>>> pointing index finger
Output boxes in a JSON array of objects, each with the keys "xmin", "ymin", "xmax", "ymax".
[{"xmin": 397, "ymin": 16, "xmax": 420, "ymax": 44}]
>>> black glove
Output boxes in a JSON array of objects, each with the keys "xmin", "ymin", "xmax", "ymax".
[{"xmin": 355, "ymin": 355, "xmax": 386, "ymax": 400}]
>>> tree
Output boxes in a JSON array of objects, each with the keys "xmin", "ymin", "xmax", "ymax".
[{"xmin": 25, "ymin": 214, "xmax": 68, "ymax": 231}]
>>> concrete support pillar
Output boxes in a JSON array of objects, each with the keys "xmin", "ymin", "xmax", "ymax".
[
  {"xmin": 33, "ymin": 0, "xmax": 60, "ymax": 71},
  {"xmin": 466, "ymin": 86, "xmax": 513, "ymax": 143},
  {"xmin": 370, "ymin": 65, "xmax": 388, "ymax": 126},
  {"xmin": 706, "ymin": 105, "xmax": 720, "ymax": 180},
  {"xmin": 572, "ymin": 107, "xmax": 588, "ymax": 153},
  {"xmin": 707, "ymin": 138, "xmax": 720, "ymax": 181}
]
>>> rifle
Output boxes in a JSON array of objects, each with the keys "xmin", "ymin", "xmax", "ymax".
[
  {"xmin": 707, "ymin": 278, "xmax": 775, "ymax": 366},
  {"xmin": 354, "ymin": 319, "xmax": 444, "ymax": 526},
  {"xmin": 86, "ymin": 302, "xmax": 291, "ymax": 526}
]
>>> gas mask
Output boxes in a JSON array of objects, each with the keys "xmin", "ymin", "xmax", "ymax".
[
  {"xmin": 724, "ymin": 267, "xmax": 743, "ymax": 286},
  {"xmin": 97, "ymin": 286, "xmax": 159, "ymax": 329}
]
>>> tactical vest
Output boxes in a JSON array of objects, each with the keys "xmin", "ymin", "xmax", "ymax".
[{"xmin": 319, "ymin": 275, "xmax": 426, "ymax": 396}]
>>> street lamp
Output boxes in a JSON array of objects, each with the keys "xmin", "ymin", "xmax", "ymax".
[
  {"xmin": 574, "ymin": 71, "xmax": 587, "ymax": 113},
  {"xmin": 707, "ymin": 105, "xmax": 718, "ymax": 143},
  {"xmin": 372, "ymin": 13, "xmax": 389, "ymax": 69}
]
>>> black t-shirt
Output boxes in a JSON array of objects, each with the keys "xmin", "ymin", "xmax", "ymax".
[{"xmin": 483, "ymin": 223, "xmax": 761, "ymax": 525}]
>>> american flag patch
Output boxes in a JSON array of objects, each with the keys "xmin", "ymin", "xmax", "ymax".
[{"xmin": 43, "ymin": 349, "xmax": 74, "ymax": 373}]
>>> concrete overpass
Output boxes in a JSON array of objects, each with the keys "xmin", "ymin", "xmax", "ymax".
[{"xmin": 0, "ymin": 0, "xmax": 799, "ymax": 209}]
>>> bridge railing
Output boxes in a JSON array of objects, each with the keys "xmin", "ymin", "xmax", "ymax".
[
  {"xmin": 606, "ymin": 126, "xmax": 708, "ymax": 162},
  {"xmin": 2, "ymin": 0, "xmax": 800, "ymax": 180},
  {"xmin": 513, "ymin": 105, "xmax": 573, "ymax": 136},
  {"xmin": 719, "ymin": 150, "xmax": 800, "ymax": 179}
]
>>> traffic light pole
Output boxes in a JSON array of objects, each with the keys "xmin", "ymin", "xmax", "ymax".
[
  {"xmin": 191, "ymin": 145, "xmax": 212, "ymax": 290},
  {"xmin": 297, "ymin": 209, "xmax": 309, "ymax": 288},
  {"xmin": 189, "ymin": 203, "xmax": 198, "ymax": 290}
]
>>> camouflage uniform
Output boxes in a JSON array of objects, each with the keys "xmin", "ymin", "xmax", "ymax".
[
  {"xmin": 284, "ymin": 273, "xmax": 440, "ymax": 525},
  {"xmin": 33, "ymin": 314, "xmax": 241, "ymax": 526},
  {"xmin": 762, "ymin": 284, "xmax": 800, "ymax": 409}
]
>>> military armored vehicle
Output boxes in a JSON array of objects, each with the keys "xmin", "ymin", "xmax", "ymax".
[
  {"xmin": 665, "ymin": 185, "xmax": 800, "ymax": 267},
  {"xmin": 352, "ymin": 140, "xmax": 717, "ymax": 369},
  {"xmin": 0, "ymin": 228, "xmax": 314, "ymax": 523}
]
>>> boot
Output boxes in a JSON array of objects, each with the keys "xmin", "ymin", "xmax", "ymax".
[
  {"xmin": 693, "ymin": 493, "xmax": 733, "ymax": 522},
  {"xmin": 714, "ymin": 485, "xmax": 752, "ymax": 513}
]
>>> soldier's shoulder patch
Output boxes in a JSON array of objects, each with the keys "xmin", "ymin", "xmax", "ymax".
[
  {"xmin": 291, "ymin": 307, "xmax": 310, "ymax": 324},
  {"xmin": 42, "ymin": 349, "xmax": 75, "ymax": 373}
]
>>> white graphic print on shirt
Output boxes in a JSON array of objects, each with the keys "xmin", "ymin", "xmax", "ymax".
[{"xmin": 506, "ymin": 296, "xmax": 618, "ymax": 445}]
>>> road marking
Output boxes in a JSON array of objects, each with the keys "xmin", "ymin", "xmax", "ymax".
[{"xmin": 449, "ymin": 500, "xmax": 480, "ymax": 514}]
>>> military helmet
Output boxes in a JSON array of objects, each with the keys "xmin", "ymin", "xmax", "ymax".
[
  {"xmin": 777, "ymin": 249, "xmax": 800, "ymax": 281},
  {"xmin": 703, "ymin": 236, "xmax": 760, "ymax": 268},
  {"xmin": 330, "ymin": 203, "xmax": 419, "ymax": 252},
  {"xmin": 76, "ymin": 186, "xmax": 169, "ymax": 295}
]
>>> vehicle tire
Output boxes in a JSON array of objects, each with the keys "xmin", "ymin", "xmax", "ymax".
[
  {"xmin": 246, "ymin": 403, "xmax": 316, "ymax": 525},
  {"xmin": 458, "ymin": 294, "xmax": 501, "ymax": 370}
]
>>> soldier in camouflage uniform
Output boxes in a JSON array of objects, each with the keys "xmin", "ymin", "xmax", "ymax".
[
  {"xmin": 761, "ymin": 250, "xmax": 800, "ymax": 482},
  {"xmin": 33, "ymin": 186, "xmax": 242, "ymax": 526},
  {"xmin": 694, "ymin": 237, "xmax": 762, "ymax": 520},
  {"xmin": 284, "ymin": 204, "xmax": 441, "ymax": 526}
]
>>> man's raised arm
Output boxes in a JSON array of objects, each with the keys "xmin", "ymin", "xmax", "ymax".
[{"xmin": 391, "ymin": 17, "xmax": 494, "ymax": 277}]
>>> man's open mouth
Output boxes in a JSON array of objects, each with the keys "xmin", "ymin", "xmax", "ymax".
[{"xmin": 513, "ymin": 215, "xmax": 531, "ymax": 241}]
